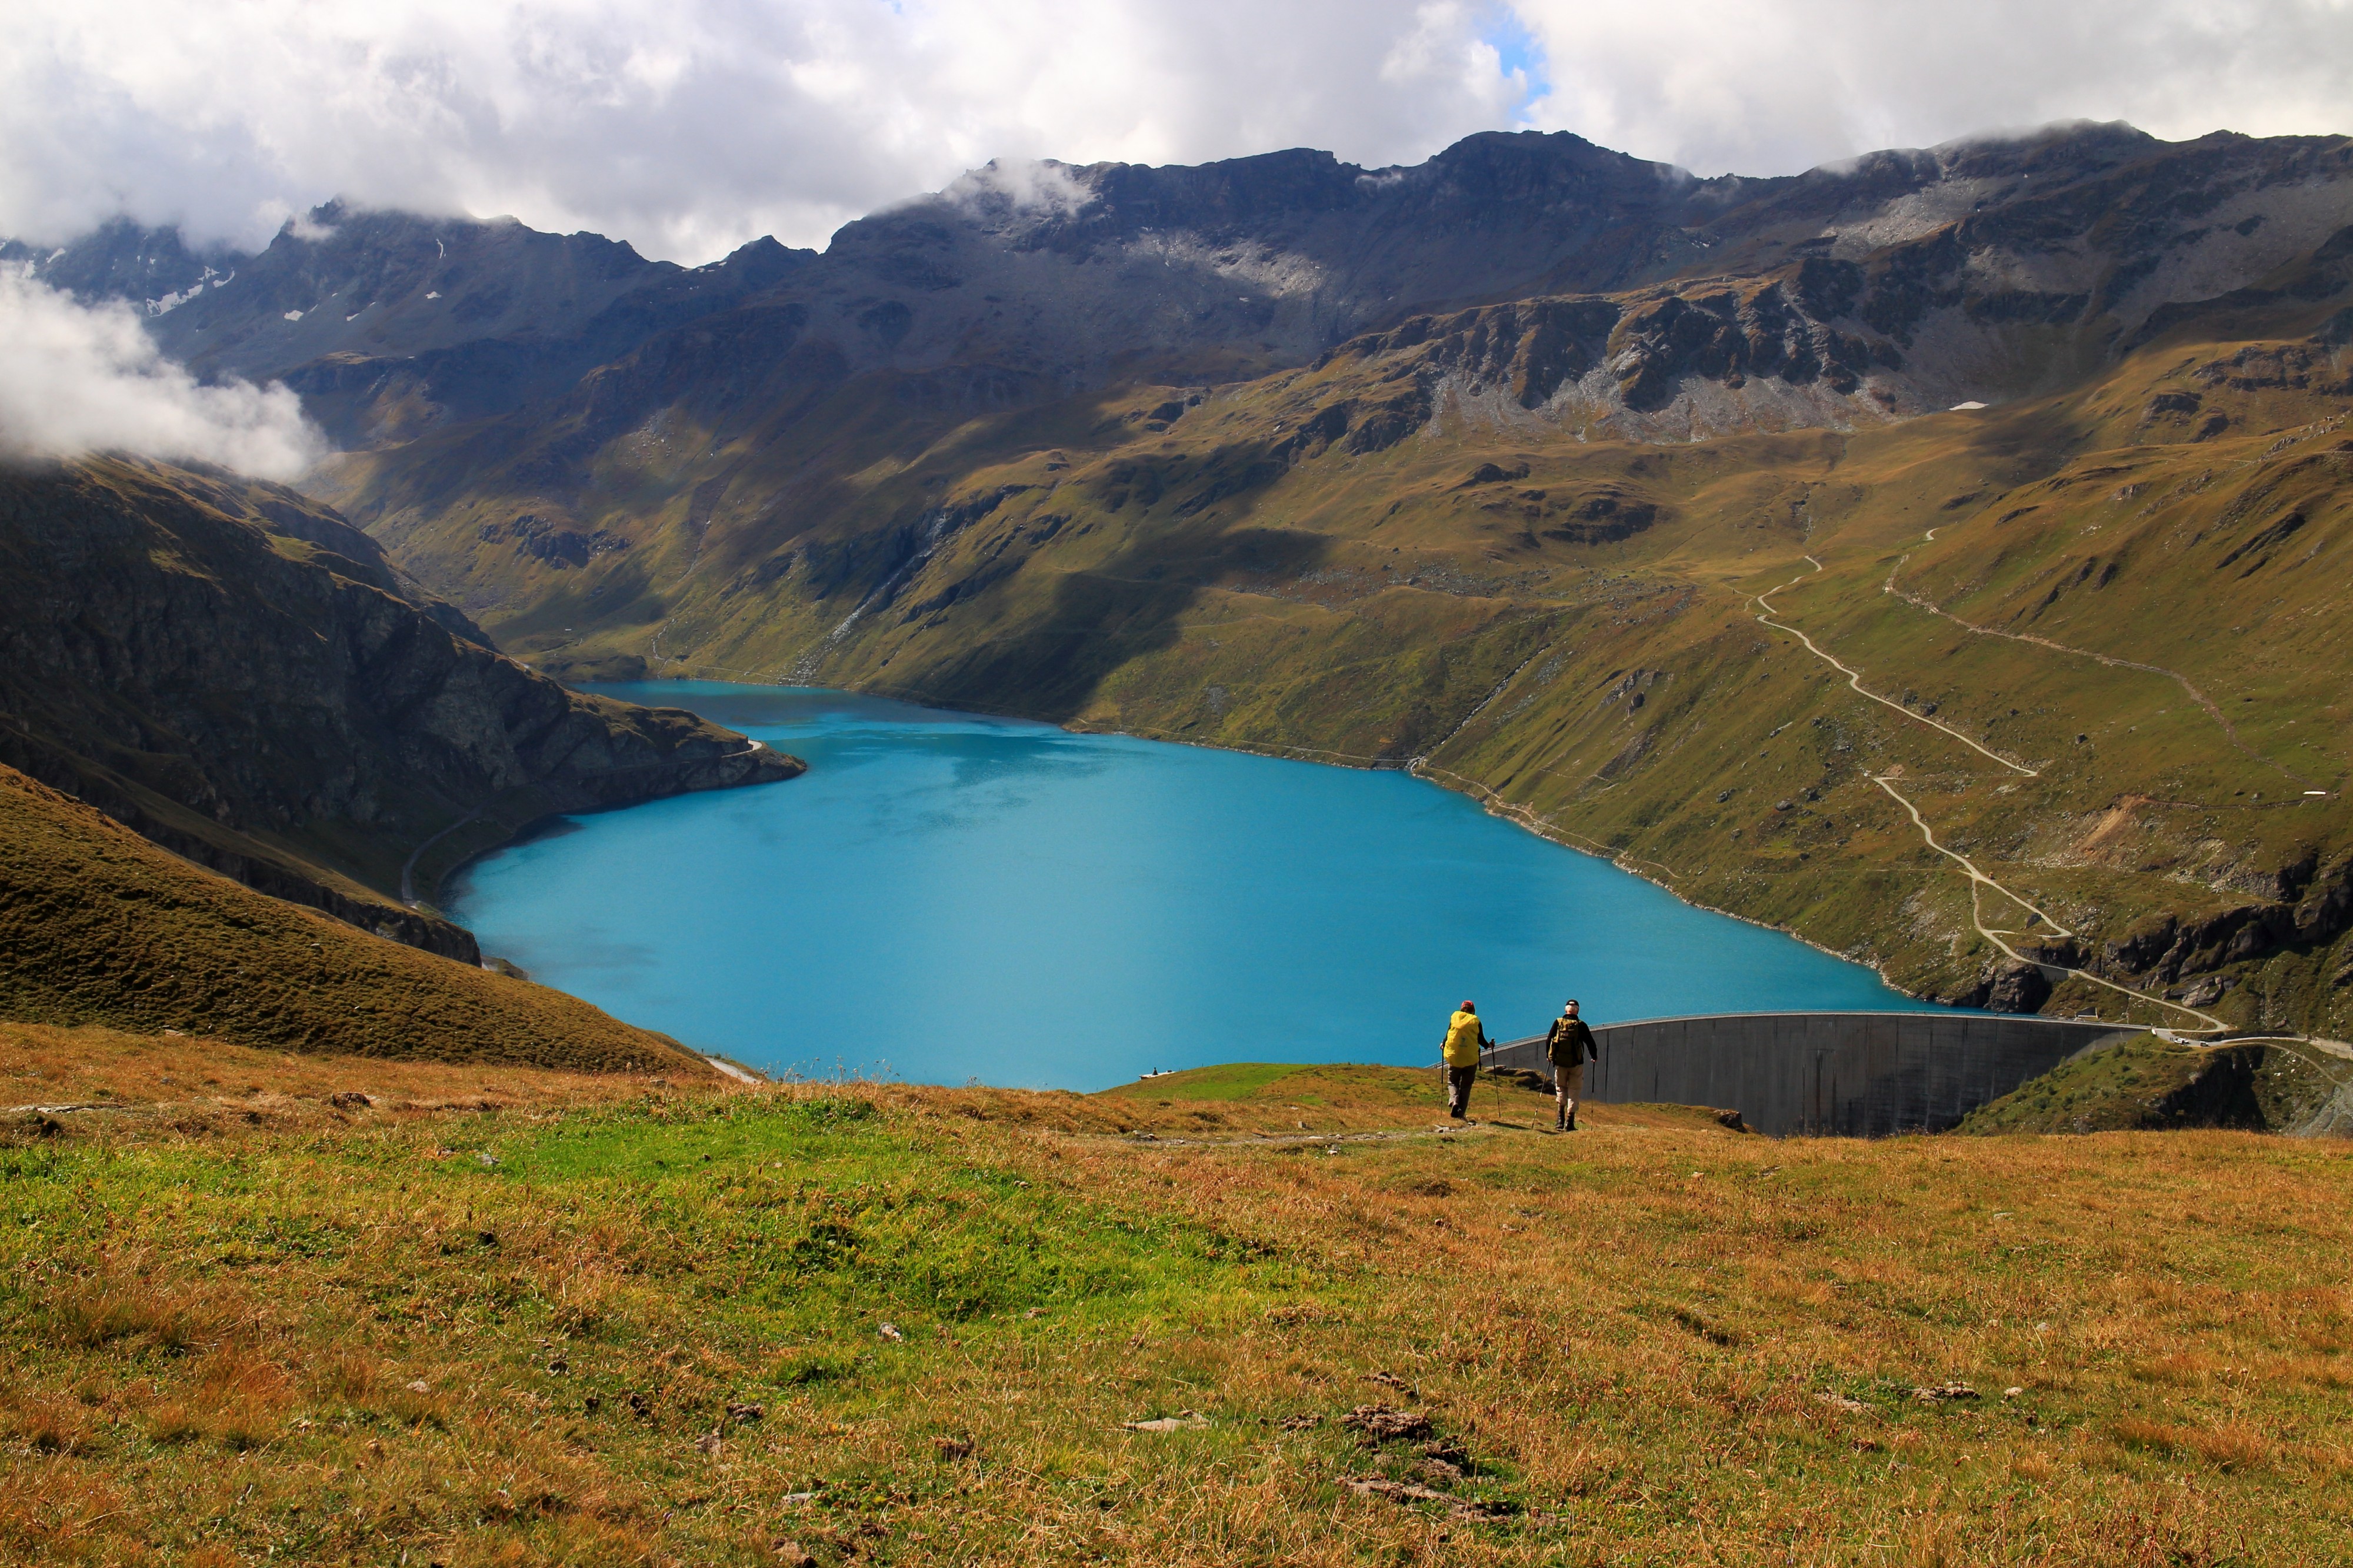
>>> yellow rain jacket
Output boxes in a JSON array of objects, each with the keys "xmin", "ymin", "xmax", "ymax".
[{"xmin": 1442, "ymin": 1009, "xmax": 1487, "ymax": 1067}]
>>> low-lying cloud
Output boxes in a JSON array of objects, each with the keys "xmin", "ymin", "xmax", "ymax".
[
  {"xmin": 939, "ymin": 159, "xmax": 1098, "ymax": 223},
  {"xmin": 1, "ymin": 1, "xmax": 2348, "ymax": 264},
  {"xmin": 0, "ymin": 271, "xmax": 323, "ymax": 479}
]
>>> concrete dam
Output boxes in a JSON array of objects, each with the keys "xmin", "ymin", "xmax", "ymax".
[{"xmin": 1488, "ymin": 1011, "xmax": 2139, "ymax": 1136}]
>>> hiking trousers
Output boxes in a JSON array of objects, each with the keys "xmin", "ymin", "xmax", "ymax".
[
  {"xmin": 1554, "ymin": 1060, "xmax": 1585, "ymax": 1107},
  {"xmin": 1446, "ymin": 1065, "xmax": 1477, "ymax": 1117},
  {"xmin": 1553, "ymin": 1055, "xmax": 1591, "ymax": 1116}
]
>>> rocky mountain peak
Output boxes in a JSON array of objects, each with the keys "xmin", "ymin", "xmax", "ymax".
[{"xmin": 0, "ymin": 216, "xmax": 245, "ymax": 315}]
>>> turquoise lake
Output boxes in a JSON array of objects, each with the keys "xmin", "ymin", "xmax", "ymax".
[{"xmin": 448, "ymin": 683, "xmax": 1943, "ymax": 1089}]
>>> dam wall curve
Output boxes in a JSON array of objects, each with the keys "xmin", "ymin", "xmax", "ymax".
[{"xmin": 1489, "ymin": 1012, "xmax": 2138, "ymax": 1137}]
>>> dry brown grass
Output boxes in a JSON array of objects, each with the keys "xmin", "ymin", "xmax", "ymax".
[
  {"xmin": 2, "ymin": 1034, "xmax": 2349, "ymax": 1565},
  {"xmin": 0, "ymin": 1020, "xmax": 687, "ymax": 1125},
  {"xmin": 0, "ymin": 763, "xmax": 709, "ymax": 1073}
]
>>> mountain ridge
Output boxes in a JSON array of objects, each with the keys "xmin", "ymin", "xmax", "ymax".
[{"xmin": 29, "ymin": 122, "xmax": 2349, "ymax": 441}]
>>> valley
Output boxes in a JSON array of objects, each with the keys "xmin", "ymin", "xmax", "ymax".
[
  {"xmin": 270, "ymin": 126, "xmax": 2353, "ymax": 1036},
  {"xmin": 10, "ymin": 123, "xmax": 2353, "ymax": 1042}
]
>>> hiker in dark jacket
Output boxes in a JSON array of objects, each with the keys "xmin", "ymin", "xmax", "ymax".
[
  {"xmin": 1544, "ymin": 999, "xmax": 1598, "ymax": 1131},
  {"xmin": 1441, "ymin": 1000, "xmax": 1492, "ymax": 1120}
]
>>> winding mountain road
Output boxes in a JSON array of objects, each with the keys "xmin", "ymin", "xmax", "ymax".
[
  {"xmin": 1879, "ymin": 555, "xmax": 2322, "ymax": 791},
  {"xmin": 1747, "ymin": 556, "xmax": 2240, "ymax": 1030},
  {"xmin": 1868, "ymin": 772, "xmax": 2226, "ymax": 1032},
  {"xmin": 1753, "ymin": 562, "xmax": 2038, "ymax": 776}
]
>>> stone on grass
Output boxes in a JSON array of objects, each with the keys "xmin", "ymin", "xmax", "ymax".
[{"xmin": 1121, "ymin": 1411, "xmax": 1208, "ymax": 1432}]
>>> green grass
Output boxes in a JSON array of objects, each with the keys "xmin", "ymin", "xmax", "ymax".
[
  {"xmin": 1112, "ymin": 1062, "xmax": 1314, "ymax": 1100},
  {"xmin": 1100, "ymin": 1061, "xmax": 1475, "ymax": 1110},
  {"xmin": 2, "ymin": 1082, "xmax": 1317, "ymax": 1564},
  {"xmin": 8, "ymin": 1032, "xmax": 2353, "ymax": 1565},
  {"xmin": 478, "ymin": 1096, "xmax": 1279, "ymax": 1326}
]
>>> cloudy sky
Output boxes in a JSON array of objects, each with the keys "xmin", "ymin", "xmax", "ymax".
[{"xmin": 5, "ymin": 0, "xmax": 2351, "ymax": 264}]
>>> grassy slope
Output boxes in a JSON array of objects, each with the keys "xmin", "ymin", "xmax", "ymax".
[
  {"xmin": 6, "ymin": 1032, "xmax": 2351, "ymax": 1566},
  {"xmin": 1958, "ymin": 1034, "xmax": 2352, "ymax": 1136},
  {"xmin": 0, "ymin": 763, "xmax": 704, "ymax": 1073},
  {"xmin": 332, "ymin": 306, "xmax": 2353, "ymax": 1035}
]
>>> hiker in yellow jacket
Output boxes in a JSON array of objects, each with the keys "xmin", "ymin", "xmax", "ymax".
[{"xmin": 1441, "ymin": 1000, "xmax": 1492, "ymax": 1121}]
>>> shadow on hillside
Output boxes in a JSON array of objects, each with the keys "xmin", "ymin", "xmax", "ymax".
[{"xmin": 904, "ymin": 491, "xmax": 1334, "ymax": 723}]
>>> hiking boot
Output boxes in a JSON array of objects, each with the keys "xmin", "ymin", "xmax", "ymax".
[{"xmin": 1565, "ymin": 1112, "xmax": 1578, "ymax": 1132}]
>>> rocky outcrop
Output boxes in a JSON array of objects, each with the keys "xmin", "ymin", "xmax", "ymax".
[
  {"xmin": 1948, "ymin": 960, "xmax": 2055, "ymax": 1015},
  {"xmin": 1318, "ymin": 276, "xmax": 1911, "ymax": 421},
  {"xmin": 0, "ymin": 456, "xmax": 802, "ymax": 955},
  {"xmin": 2094, "ymin": 856, "xmax": 2353, "ymax": 989}
]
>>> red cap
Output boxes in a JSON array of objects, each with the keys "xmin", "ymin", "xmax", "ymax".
[{"xmin": 1461, "ymin": 1000, "xmax": 1475, "ymax": 1010}]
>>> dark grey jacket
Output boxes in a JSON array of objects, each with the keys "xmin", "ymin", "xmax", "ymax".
[{"xmin": 1544, "ymin": 1015, "xmax": 1597, "ymax": 1067}]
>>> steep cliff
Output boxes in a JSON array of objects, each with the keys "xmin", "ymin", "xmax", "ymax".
[{"xmin": 0, "ymin": 456, "xmax": 803, "ymax": 959}]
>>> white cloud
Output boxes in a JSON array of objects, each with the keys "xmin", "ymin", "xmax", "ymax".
[
  {"xmin": 0, "ymin": 1, "xmax": 2347, "ymax": 265},
  {"xmin": 0, "ymin": 269, "xmax": 324, "ymax": 479},
  {"xmin": 939, "ymin": 159, "xmax": 1097, "ymax": 222},
  {"xmin": 0, "ymin": 0, "xmax": 1518, "ymax": 262},
  {"xmin": 1509, "ymin": 0, "xmax": 2353, "ymax": 177}
]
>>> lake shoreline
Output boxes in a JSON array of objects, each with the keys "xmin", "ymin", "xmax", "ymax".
[{"xmin": 450, "ymin": 680, "xmax": 1949, "ymax": 1087}]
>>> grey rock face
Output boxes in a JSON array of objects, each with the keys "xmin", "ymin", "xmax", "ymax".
[{"xmin": 0, "ymin": 455, "xmax": 801, "ymax": 956}]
